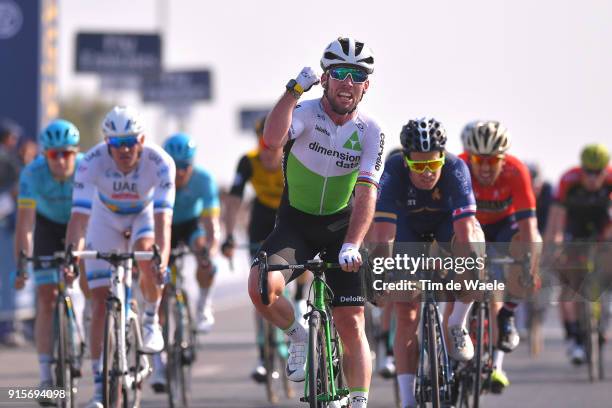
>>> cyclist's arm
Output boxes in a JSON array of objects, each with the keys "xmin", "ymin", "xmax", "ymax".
[
  {"xmin": 154, "ymin": 212, "xmax": 172, "ymax": 269},
  {"xmin": 371, "ymin": 221, "xmax": 396, "ymax": 259},
  {"xmin": 65, "ymin": 212, "xmax": 90, "ymax": 252},
  {"xmin": 225, "ymin": 155, "xmax": 251, "ymax": 237},
  {"xmin": 543, "ymin": 203, "xmax": 566, "ymax": 244},
  {"xmin": 264, "ymin": 93, "xmax": 302, "ymax": 148},
  {"xmin": 14, "ymin": 207, "xmax": 35, "ymax": 259},
  {"xmin": 453, "ymin": 215, "xmax": 485, "ymax": 256},
  {"xmin": 345, "ymin": 184, "xmax": 377, "ymax": 247},
  {"xmin": 14, "ymin": 167, "xmax": 37, "ymax": 259}
]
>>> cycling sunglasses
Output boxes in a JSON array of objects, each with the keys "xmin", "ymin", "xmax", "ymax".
[
  {"xmin": 470, "ymin": 154, "xmax": 505, "ymax": 167},
  {"xmin": 404, "ymin": 155, "xmax": 446, "ymax": 173},
  {"xmin": 46, "ymin": 149, "xmax": 77, "ymax": 160},
  {"xmin": 583, "ymin": 167, "xmax": 604, "ymax": 176},
  {"xmin": 107, "ymin": 136, "xmax": 140, "ymax": 149},
  {"xmin": 328, "ymin": 67, "xmax": 368, "ymax": 84}
]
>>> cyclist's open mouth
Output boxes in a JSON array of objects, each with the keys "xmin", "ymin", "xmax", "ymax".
[{"xmin": 338, "ymin": 92, "xmax": 353, "ymax": 103}]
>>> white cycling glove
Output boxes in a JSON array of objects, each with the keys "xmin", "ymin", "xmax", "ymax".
[
  {"xmin": 339, "ymin": 243, "xmax": 362, "ymax": 272},
  {"xmin": 295, "ymin": 67, "xmax": 320, "ymax": 93}
]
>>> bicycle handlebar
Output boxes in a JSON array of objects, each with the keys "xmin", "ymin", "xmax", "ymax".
[{"xmin": 257, "ymin": 251, "xmax": 341, "ymax": 306}]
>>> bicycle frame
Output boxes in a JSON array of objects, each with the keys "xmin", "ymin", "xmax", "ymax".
[{"xmin": 74, "ymin": 250, "xmax": 157, "ymax": 390}]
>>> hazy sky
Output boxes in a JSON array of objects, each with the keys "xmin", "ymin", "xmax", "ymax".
[{"xmin": 59, "ymin": 0, "xmax": 611, "ymax": 186}]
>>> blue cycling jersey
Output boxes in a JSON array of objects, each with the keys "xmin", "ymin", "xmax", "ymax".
[
  {"xmin": 173, "ymin": 166, "xmax": 220, "ymax": 224},
  {"xmin": 18, "ymin": 154, "xmax": 84, "ymax": 224},
  {"xmin": 375, "ymin": 152, "xmax": 476, "ymax": 239}
]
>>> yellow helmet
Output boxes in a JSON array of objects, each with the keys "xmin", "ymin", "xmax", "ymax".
[{"xmin": 581, "ymin": 143, "xmax": 609, "ymax": 171}]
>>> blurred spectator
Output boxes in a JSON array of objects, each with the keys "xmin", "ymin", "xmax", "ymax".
[
  {"xmin": 527, "ymin": 162, "xmax": 554, "ymax": 233},
  {"xmin": 18, "ymin": 139, "xmax": 39, "ymax": 166},
  {"xmin": 0, "ymin": 118, "xmax": 27, "ymax": 347}
]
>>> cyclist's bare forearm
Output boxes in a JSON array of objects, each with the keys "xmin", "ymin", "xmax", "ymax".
[
  {"xmin": 370, "ymin": 221, "xmax": 396, "ymax": 259},
  {"xmin": 65, "ymin": 212, "xmax": 90, "ymax": 252},
  {"xmin": 345, "ymin": 184, "xmax": 377, "ymax": 247},
  {"xmin": 14, "ymin": 207, "xmax": 35, "ymax": 259},
  {"xmin": 544, "ymin": 203, "xmax": 566, "ymax": 244},
  {"xmin": 453, "ymin": 215, "xmax": 485, "ymax": 257},
  {"xmin": 201, "ymin": 214, "xmax": 220, "ymax": 257},
  {"xmin": 264, "ymin": 92, "xmax": 298, "ymax": 148},
  {"xmin": 154, "ymin": 211, "xmax": 173, "ymax": 268},
  {"xmin": 517, "ymin": 216, "xmax": 543, "ymax": 274},
  {"xmin": 223, "ymin": 194, "xmax": 242, "ymax": 237}
]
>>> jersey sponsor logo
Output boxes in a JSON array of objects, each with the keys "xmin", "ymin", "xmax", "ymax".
[
  {"xmin": 308, "ymin": 141, "xmax": 361, "ymax": 169},
  {"xmin": 339, "ymin": 295, "xmax": 364, "ymax": 304},
  {"xmin": 476, "ymin": 197, "xmax": 512, "ymax": 212},
  {"xmin": 315, "ymin": 124, "xmax": 330, "ymax": 136},
  {"xmin": 432, "ymin": 187, "xmax": 441, "ymax": 201},
  {"xmin": 453, "ymin": 204, "xmax": 477, "ymax": 217},
  {"xmin": 112, "ymin": 181, "xmax": 137, "ymax": 193},
  {"xmin": 342, "ymin": 131, "xmax": 362, "ymax": 151},
  {"xmin": 74, "ymin": 182, "xmax": 84, "ymax": 189},
  {"xmin": 375, "ymin": 133, "xmax": 385, "ymax": 171},
  {"xmin": 157, "ymin": 165, "xmax": 169, "ymax": 177},
  {"xmin": 159, "ymin": 181, "xmax": 173, "ymax": 190}
]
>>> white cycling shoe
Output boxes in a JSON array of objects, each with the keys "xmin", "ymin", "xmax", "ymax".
[
  {"xmin": 84, "ymin": 397, "xmax": 103, "ymax": 408},
  {"xmin": 142, "ymin": 321, "xmax": 165, "ymax": 353},
  {"xmin": 286, "ymin": 340, "xmax": 307, "ymax": 382},
  {"xmin": 295, "ymin": 300, "xmax": 309, "ymax": 329},
  {"xmin": 447, "ymin": 324, "xmax": 474, "ymax": 362},
  {"xmin": 197, "ymin": 307, "xmax": 215, "ymax": 334}
]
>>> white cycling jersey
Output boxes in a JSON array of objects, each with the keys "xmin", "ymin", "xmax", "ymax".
[
  {"xmin": 284, "ymin": 98, "xmax": 386, "ymax": 215},
  {"xmin": 71, "ymin": 142, "xmax": 176, "ymax": 289},
  {"xmin": 72, "ymin": 142, "xmax": 176, "ymax": 216}
]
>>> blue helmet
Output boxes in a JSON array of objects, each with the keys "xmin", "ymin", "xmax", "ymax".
[
  {"xmin": 163, "ymin": 133, "xmax": 196, "ymax": 163},
  {"xmin": 39, "ymin": 119, "xmax": 80, "ymax": 150}
]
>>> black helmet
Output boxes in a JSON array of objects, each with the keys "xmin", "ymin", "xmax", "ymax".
[{"xmin": 400, "ymin": 118, "xmax": 447, "ymax": 153}]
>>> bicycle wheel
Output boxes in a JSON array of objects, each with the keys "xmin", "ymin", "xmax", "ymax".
[
  {"xmin": 103, "ymin": 309, "xmax": 122, "ymax": 408},
  {"xmin": 426, "ymin": 303, "xmax": 441, "ymax": 408},
  {"xmin": 263, "ymin": 321, "xmax": 279, "ymax": 403},
  {"xmin": 166, "ymin": 292, "xmax": 192, "ymax": 408},
  {"xmin": 55, "ymin": 299, "xmax": 74, "ymax": 408},
  {"xmin": 307, "ymin": 310, "xmax": 329, "ymax": 408},
  {"xmin": 582, "ymin": 301, "xmax": 600, "ymax": 382},
  {"xmin": 472, "ymin": 303, "xmax": 485, "ymax": 408},
  {"xmin": 123, "ymin": 316, "xmax": 143, "ymax": 408}
]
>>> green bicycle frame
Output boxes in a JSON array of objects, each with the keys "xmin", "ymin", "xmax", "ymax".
[{"xmin": 304, "ymin": 274, "xmax": 347, "ymax": 403}]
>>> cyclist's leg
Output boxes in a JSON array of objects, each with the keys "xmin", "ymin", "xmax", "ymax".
[
  {"xmin": 393, "ymin": 300, "xmax": 419, "ymax": 408},
  {"xmin": 131, "ymin": 206, "xmax": 163, "ymax": 353},
  {"xmin": 190, "ymin": 225, "xmax": 218, "ymax": 333},
  {"xmin": 31, "ymin": 215, "xmax": 64, "ymax": 391}
]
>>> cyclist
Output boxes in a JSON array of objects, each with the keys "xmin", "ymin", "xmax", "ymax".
[
  {"xmin": 527, "ymin": 163, "xmax": 554, "ymax": 235},
  {"xmin": 247, "ymin": 36, "xmax": 384, "ymax": 408},
  {"xmin": 13, "ymin": 119, "xmax": 82, "ymax": 406},
  {"xmin": 64, "ymin": 106, "xmax": 176, "ymax": 408},
  {"xmin": 147, "ymin": 132, "xmax": 220, "ymax": 391},
  {"xmin": 459, "ymin": 120, "xmax": 541, "ymax": 392},
  {"xmin": 544, "ymin": 143, "xmax": 611, "ymax": 364},
  {"xmin": 222, "ymin": 116, "xmax": 309, "ymax": 382},
  {"xmin": 373, "ymin": 118, "xmax": 483, "ymax": 408}
]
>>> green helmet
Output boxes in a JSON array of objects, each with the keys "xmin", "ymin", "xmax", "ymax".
[{"xmin": 581, "ymin": 144, "xmax": 609, "ymax": 171}]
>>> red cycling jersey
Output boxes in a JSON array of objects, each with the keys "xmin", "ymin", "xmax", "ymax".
[{"xmin": 459, "ymin": 153, "xmax": 536, "ymax": 225}]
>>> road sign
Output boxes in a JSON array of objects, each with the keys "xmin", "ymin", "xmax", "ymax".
[
  {"xmin": 75, "ymin": 32, "xmax": 161, "ymax": 74},
  {"xmin": 141, "ymin": 70, "xmax": 212, "ymax": 103},
  {"xmin": 239, "ymin": 108, "xmax": 270, "ymax": 132}
]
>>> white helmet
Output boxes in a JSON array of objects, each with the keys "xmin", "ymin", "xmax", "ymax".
[
  {"xmin": 320, "ymin": 37, "xmax": 375, "ymax": 74},
  {"xmin": 462, "ymin": 120, "xmax": 511, "ymax": 155},
  {"xmin": 102, "ymin": 106, "xmax": 145, "ymax": 137}
]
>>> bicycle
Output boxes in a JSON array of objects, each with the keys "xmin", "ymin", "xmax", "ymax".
[
  {"xmin": 18, "ymin": 246, "xmax": 85, "ymax": 408},
  {"xmin": 413, "ymin": 269, "xmax": 454, "ymax": 408},
  {"xmin": 260, "ymin": 317, "xmax": 295, "ymax": 404},
  {"xmin": 162, "ymin": 244, "xmax": 199, "ymax": 407},
  {"xmin": 74, "ymin": 247, "xmax": 161, "ymax": 408},
  {"xmin": 451, "ymin": 252, "xmax": 531, "ymax": 408},
  {"xmin": 258, "ymin": 252, "xmax": 349, "ymax": 408}
]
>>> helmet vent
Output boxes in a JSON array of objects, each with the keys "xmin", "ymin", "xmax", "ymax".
[
  {"xmin": 324, "ymin": 51, "xmax": 344, "ymax": 62},
  {"xmin": 355, "ymin": 42, "xmax": 364, "ymax": 56},
  {"xmin": 339, "ymin": 38, "xmax": 350, "ymax": 55}
]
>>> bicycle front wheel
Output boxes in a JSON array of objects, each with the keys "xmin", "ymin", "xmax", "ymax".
[
  {"xmin": 426, "ymin": 303, "xmax": 441, "ymax": 408},
  {"xmin": 166, "ymin": 292, "xmax": 192, "ymax": 408},
  {"xmin": 307, "ymin": 310, "xmax": 329, "ymax": 408},
  {"xmin": 123, "ymin": 315, "xmax": 144, "ymax": 408},
  {"xmin": 55, "ymin": 298, "xmax": 74, "ymax": 408},
  {"xmin": 103, "ymin": 309, "xmax": 122, "ymax": 408}
]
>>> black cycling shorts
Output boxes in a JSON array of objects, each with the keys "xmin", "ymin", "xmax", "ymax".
[
  {"xmin": 34, "ymin": 213, "xmax": 67, "ymax": 257},
  {"xmin": 254, "ymin": 205, "xmax": 364, "ymax": 307},
  {"xmin": 248, "ymin": 200, "xmax": 278, "ymax": 257},
  {"xmin": 171, "ymin": 218, "xmax": 205, "ymax": 248}
]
